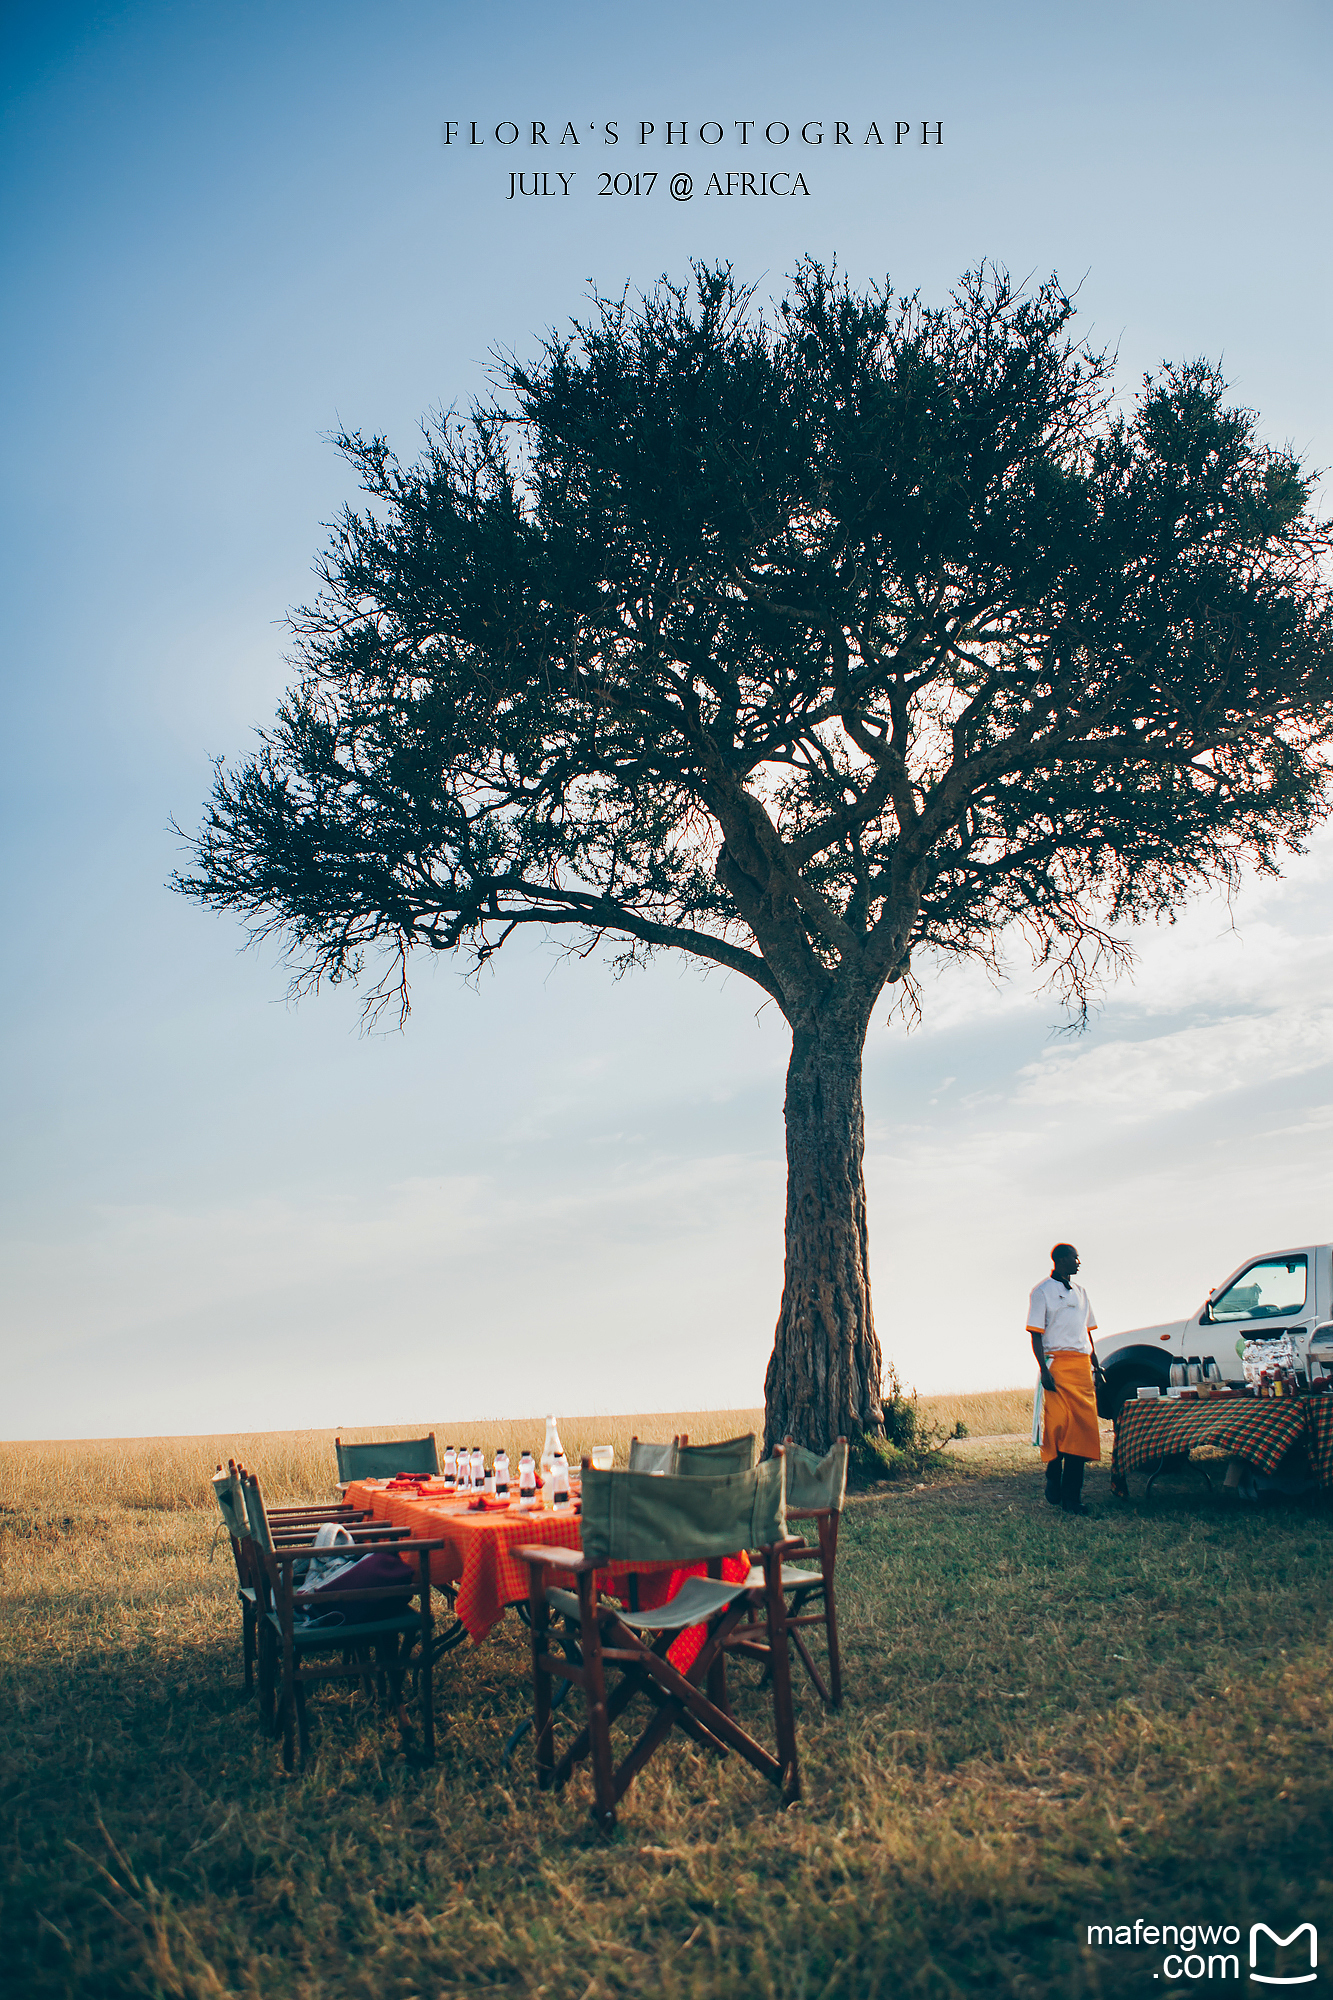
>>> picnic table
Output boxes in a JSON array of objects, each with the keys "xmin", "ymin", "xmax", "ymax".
[
  {"xmin": 343, "ymin": 1480, "xmax": 748, "ymax": 1665},
  {"xmin": 1111, "ymin": 1394, "xmax": 1333, "ymax": 1496}
]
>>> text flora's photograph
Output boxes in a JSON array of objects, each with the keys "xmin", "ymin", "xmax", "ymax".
[{"xmin": 3, "ymin": 4, "xmax": 1333, "ymax": 1999}]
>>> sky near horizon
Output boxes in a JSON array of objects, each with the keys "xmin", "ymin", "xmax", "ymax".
[{"xmin": 2, "ymin": 1, "xmax": 1331, "ymax": 1440}]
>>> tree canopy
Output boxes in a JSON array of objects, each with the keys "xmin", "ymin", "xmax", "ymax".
[{"xmin": 177, "ymin": 261, "xmax": 1333, "ymax": 1450}]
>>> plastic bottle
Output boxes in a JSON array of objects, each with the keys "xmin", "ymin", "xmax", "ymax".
[
  {"xmin": 551, "ymin": 1451, "xmax": 571, "ymax": 1508},
  {"xmin": 519, "ymin": 1451, "xmax": 536, "ymax": 1501},
  {"xmin": 471, "ymin": 1446, "xmax": 485, "ymax": 1490},
  {"xmin": 494, "ymin": 1450, "xmax": 510, "ymax": 1497},
  {"xmin": 443, "ymin": 1445, "xmax": 457, "ymax": 1490}
]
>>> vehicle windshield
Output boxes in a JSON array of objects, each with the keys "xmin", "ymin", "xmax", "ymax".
[{"xmin": 1210, "ymin": 1256, "xmax": 1307, "ymax": 1322}]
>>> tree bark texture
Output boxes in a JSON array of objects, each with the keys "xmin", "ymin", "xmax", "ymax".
[{"xmin": 763, "ymin": 1012, "xmax": 885, "ymax": 1456}]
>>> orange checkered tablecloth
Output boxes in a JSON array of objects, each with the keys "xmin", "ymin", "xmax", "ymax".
[{"xmin": 344, "ymin": 1482, "xmax": 748, "ymax": 1655}]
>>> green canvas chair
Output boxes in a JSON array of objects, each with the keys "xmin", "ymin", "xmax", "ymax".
[
  {"xmin": 335, "ymin": 1433, "xmax": 440, "ymax": 1482},
  {"xmin": 239, "ymin": 1470, "xmax": 446, "ymax": 1769},
  {"xmin": 517, "ymin": 1451, "xmax": 803, "ymax": 1830},
  {"xmin": 742, "ymin": 1438, "xmax": 849, "ymax": 1708},
  {"xmin": 627, "ymin": 1435, "xmax": 678, "ymax": 1475},
  {"xmin": 673, "ymin": 1432, "xmax": 757, "ymax": 1477}
]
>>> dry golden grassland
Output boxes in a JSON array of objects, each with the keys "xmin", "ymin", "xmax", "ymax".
[
  {"xmin": 0, "ymin": 1389, "xmax": 1031, "ymax": 1515},
  {"xmin": 2, "ymin": 1398, "xmax": 1330, "ymax": 2000}
]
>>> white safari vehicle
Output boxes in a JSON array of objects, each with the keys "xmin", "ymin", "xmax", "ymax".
[{"xmin": 1093, "ymin": 1242, "xmax": 1333, "ymax": 1420}]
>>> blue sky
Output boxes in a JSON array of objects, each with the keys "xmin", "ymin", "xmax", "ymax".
[{"xmin": 2, "ymin": 0, "xmax": 1331, "ymax": 1438}]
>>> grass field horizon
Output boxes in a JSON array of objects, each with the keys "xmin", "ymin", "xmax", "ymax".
[
  {"xmin": 0, "ymin": 1389, "xmax": 1037, "ymax": 1512},
  {"xmin": 3, "ymin": 1395, "xmax": 1327, "ymax": 1998}
]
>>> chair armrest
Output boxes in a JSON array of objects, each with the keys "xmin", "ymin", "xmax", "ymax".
[
  {"xmin": 268, "ymin": 1537, "xmax": 450, "ymax": 1564},
  {"xmin": 515, "ymin": 1544, "xmax": 596, "ymax": 1574},
  {"xmin": 270, "ymin": 1522, "xmax": 407, "ymax": 1544}
]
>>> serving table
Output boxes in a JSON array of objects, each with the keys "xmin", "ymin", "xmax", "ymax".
[
  {"xmin": 343, "ymin": 1480, "xmax": 748, "ymax": 1667},
  {"xmin": 1111, "ymin": 1394, "xmax": 1333, "ymax": 1497}
]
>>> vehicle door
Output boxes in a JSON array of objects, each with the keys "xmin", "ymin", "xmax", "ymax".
[{"xmin": 1197, "ymin": 1248, "xmax": 1314, "ymax": 1377}]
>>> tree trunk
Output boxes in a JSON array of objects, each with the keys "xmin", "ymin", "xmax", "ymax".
[{"xmin": 763, "ymin": 1005, "xmax": 885, "ymax": 1456}]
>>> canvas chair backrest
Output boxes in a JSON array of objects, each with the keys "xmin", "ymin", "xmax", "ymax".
[
  {"xmin": 334, "ymin": 1433, "xmax": 440, "ymax": 1481},
  {"xmin": 673, "ymin": 1432, "xmax": 757, "ymax": 1478},
  {"xmin": 211, "ymin": 1465, "xmax": 249, "ymax": 1541},
  {"xmin": 580, "ymin": 1453, "xmax": 787, "ymax": 1566},
  {"xmin": 627, "ymin": 1437, "xmax": 678, "ymax": 1475},
  {"xmin": 781, "ymin": 1439, "xmax": 849, "ymax": 1514},
  {"xmin": 238, "ymin": 1471, "xmax": 275, "ymax": 1552}
]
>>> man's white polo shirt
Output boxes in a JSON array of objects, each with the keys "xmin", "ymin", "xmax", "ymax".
[{"xmin": 1027, "ymin": 1277, "xmax": 1097, "ymax": 1354}]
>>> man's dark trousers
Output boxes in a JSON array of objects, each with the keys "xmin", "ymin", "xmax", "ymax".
[{"xmin": 1045, "ymin": 1454, "xmax": 1086, "ymax": 1511}]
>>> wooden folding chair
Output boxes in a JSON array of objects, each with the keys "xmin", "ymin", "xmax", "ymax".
[
  {"xmin": 238, "ymin": 1471, "xmax": 446, "ymax": 1769},
  {"xmin": 212, "ymin": 1459, "xmax": 408, "ymax": 1697},
  {"xmin": 518, "ymin": 1451, "xmax": 803, "ymax": 1831},
  {"xmin": 747, "ymin": 1437, "xmax": 848, "ymax": 1709}
]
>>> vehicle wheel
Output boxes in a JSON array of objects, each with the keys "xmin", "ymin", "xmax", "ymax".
[{"xmin": 1106, "ymin": 1368, "xmax": 1167, "ymax": 1421}]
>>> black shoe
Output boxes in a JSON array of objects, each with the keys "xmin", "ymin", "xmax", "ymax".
[{"xmin": 1061, "ymin": 1503, "xmax": 1091, "ymax": 1517}]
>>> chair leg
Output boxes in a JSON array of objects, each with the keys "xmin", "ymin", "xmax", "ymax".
[
  {"xmin": 258, "ymin": 1624, "xmax": 276, "ymax": 1737},
  {"xmin": 705, "ymin": 1557, "xmax": 733, "ymax": 1717},
  {"xmin": 280, "ymin": 1578, "xmax": 297, "ymax": 1771},
  {"xmin": 242, "ymin": 1600, "xmax": 256, "ymax": 1696},
  {"xmin": 294, "ymin": 1679, "xmax": 310, "ymax": 1763},
  {"xmin": 820, "ymin": 1516, "xmax": 843, "ymax": 1709},
  {"xmin": 789, "ymin": 1622, "xmax": 832, "ymax": 1707},
  {"xmin": 763, "ymin": 1550, "xmax": 801, "ymax": 1805},
  {"xmin": 579, "ymin": 1570, "xmax": 616, "ymax": 1832},
  {"xmin": 280, "ymin": 1686, "xmax": 296, "ymax": 1772},
  {"xmin": 529, "ymin": 1563, "xmax": 555, "ymax": 1790},
  {"xmin": 418, "ymin": 1549, "xmax": 435, "ymax": 1764}
]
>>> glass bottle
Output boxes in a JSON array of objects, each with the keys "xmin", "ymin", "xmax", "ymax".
[
  {"xmin": 551, "ymin": 1451, "xmax": 571, "ymax": 1508},
  {"xmin": 519, "ymin": 1451, "xmax": 536, "ymax": 1501},
  {"xmin": 540, "ymin": 1417, "xmax": 563, "ymax": 1487},
  {"xmin": 494, "ymin": 1449, "xmax": 510, "ymax": 1497}
]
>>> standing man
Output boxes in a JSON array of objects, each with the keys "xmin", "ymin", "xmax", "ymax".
[{"xmin": 1028, "ymin": 1243, "xmax": 1101, "ymax": 1515}]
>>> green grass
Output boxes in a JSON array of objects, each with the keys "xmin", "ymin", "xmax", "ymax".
[{"xmin": 2, "ymin": 1430, "xmax": 1331, "ymax": 1998}]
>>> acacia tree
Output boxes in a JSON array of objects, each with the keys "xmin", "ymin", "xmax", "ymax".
[{"xmin": 176, "ymin": 263, "xmax": 1333, "ymax": 1456}]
